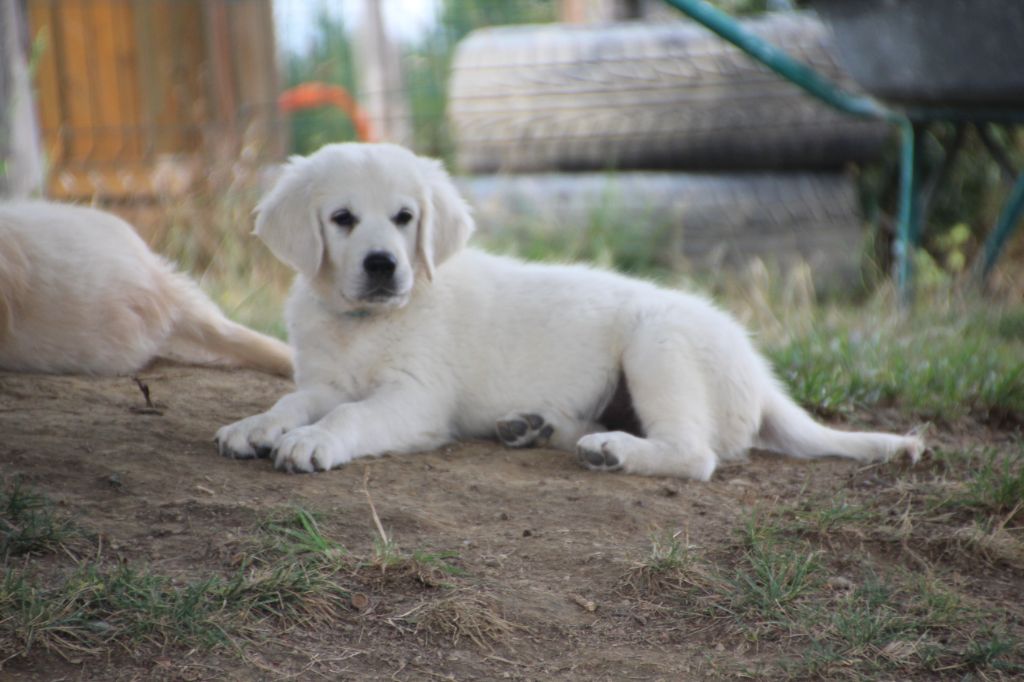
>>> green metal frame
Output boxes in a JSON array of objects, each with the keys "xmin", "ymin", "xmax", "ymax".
[{"xmin": 664, "ymin": 0, "xmax": 1024, "ymax": 300}]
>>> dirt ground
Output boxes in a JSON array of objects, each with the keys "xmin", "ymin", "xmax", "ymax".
[{"xmin": 0, "ymin": 364, "xmax": 1019, "ymax": 680}]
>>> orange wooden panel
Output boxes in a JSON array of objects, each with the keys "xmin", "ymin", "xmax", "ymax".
[
  {"xmin": 110, "ymin": 0, "xmax": 143, "ymax": 161},
  {"xmin": 57, "ymin": 0, "xmax": 97, "ymax": 162}
]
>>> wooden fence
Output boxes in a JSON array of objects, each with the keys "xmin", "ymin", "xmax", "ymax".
[{"xmin": 26, "ymin": 0, "xmax": 283, "ymax": 199}]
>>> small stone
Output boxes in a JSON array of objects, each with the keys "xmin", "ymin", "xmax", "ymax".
[
  {"xmin": 826, "ymin": 576, "xmax": 855, "ymax": 591},
  {"xmin": 350, "ymin": 592, "xmax": 370, "ymax": 610}
]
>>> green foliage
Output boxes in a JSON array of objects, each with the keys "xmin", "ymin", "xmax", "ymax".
[
  {"xmin": 404, "ymin": 0, "xmax": 556, "ymax": 160},
  {"xmin": 284, "ymin": 9, "xmax": 358, "ymax": 154},
  {"xmin": 281, "ymin": 0, "xmax": 556, "ymax": 158}
]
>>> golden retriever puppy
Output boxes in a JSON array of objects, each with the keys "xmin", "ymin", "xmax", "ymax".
[
  {"xmin": 0, "ymin": 200, "xmax": 292, "ymax": 376},
  {"xmin": 216, "ymin": 143, "xmax": 921, "ymax": 480}
]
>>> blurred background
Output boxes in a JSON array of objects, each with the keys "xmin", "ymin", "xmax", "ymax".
[{"xmin": 1, "ymin": 0, "xmax": 1022, "ymax": 338}]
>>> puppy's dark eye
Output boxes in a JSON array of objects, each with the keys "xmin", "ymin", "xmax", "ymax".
[
  {"xmin": 331, "ymin": 209, "xmax": 358, "ymax": 230},
  {"xmin": 393, "ymin": 208, "xmax": 414, "ymax": 227}
]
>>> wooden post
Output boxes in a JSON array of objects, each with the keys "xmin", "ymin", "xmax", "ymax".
[
  {"xmin": 0, "ymin": 0, "xmax": 44, "ymax": 198},
  {"xmin": 353, "ymin": 0, "xmax": 410, "ymax": 145}
]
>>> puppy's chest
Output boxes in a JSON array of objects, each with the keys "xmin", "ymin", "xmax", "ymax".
[{"xmin": 298, "ymin": 316, "xmax": 417, "ymax": 395}]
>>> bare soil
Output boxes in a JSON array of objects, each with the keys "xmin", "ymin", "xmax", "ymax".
[{"xmin": 1, "ymin": 365, "xmax": 1020, "ymax": 680}]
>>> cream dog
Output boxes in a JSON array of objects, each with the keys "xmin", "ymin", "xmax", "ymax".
[
  {"xmin": 215, "ymin": 143, "xmax": 921, "ymax": 480},
  {"xmin": 0, "ymin": 201, "xmax": 292, "ymax": 376}
]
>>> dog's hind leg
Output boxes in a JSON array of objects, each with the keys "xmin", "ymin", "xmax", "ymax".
[
  {"xmin": 575, "ymin": 325, "xmax": 719, "ymax": 481},
  {"xmin": 496, "ymin": 411, "xmax": 600, "ymax": 450}
]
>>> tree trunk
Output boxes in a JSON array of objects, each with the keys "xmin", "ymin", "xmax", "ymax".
[{"xmin": 0, "ymin": 0, "xmax": 44, "ymax": 198}]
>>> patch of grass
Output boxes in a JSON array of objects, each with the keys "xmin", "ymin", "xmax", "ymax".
[
  {"xmin": 952, "ymin": 447, "xmax": 1024, "ymax": 522},
  {"xmin": 731, "ymin": 518, "xmax": 821, "ymax": 618},
  {"xmin": 619, "ymin": 531, "xmax": 704, "ymax": 596},
  {"xmin": 620, "ymin": 505, "xmax": 1024, "ymax": 679},
  {"xmin": 995, "ymin": 309, "xmax": 1024, "ymax": 341},
  {"xmin": 1, "ymin": 496, "xmax": 357, "ymax": 665},
  {"xmin": 769, "ymin": 314, "xmax": 1024, "ymax": 422},
  {"xmin": 410, "ymin": 590, "xmax": 522, "ymax": 650},
  {"xmin": 359, "ymin": 538, "xmax": 464, "ymax": 589},
  {"xmin": 790, "ymin": 495, "xmax": 877, "ymax": 537},
  {"xmin": 963, "ymin": 629, "xmax": 1021, "ymax": 672},
  {"xmin": 1, "ymin": 479, "xmax": 78, "ymax": 559},
  {"xmin": 1, "ymin": 564, "xmax": 234, "ymax": 662},
  {"xmin": 411, "ymin": 550, "xmax": 467, "ymax": 578},
  {"xmin": 258, "ymin": 506, "xmax": 346, "ymax": 559}
]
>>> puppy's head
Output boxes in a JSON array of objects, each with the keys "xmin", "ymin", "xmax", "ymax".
[{"xmin": 255, "ymin": 143, "xmax": 474, "ymax": 312}]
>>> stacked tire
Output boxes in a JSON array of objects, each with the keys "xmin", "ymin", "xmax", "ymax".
[{"xmin": 447, "ymin": 12, "xmax": 888, "ymax": 285}]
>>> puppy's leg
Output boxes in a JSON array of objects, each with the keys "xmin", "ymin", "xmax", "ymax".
[
  {"xmin": 272, "ymin": 385, "xmax": 450, "ymax": 473},
  {"xmin": 576, "ymin": 327, "xmax": 718, "ymax": 481},
  {"xmin": 216, "ymin": 385, "xmax": 341, "ymax": 459},
  {"xmin": 496, "ymin": 411, "xmax": 599, "ymax": 449}
]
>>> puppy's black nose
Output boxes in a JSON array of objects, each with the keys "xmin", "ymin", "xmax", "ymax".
[{"xmin": 363, "ymin": 251, "xmax": 397, "ymax": 278}]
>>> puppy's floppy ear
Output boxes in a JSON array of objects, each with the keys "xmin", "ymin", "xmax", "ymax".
[
  {"xmin": 254, "ymin": 156, "xmax": 324, "ymax": 278},
  {"xmin": 416, "ymin": 157, "xmax": 475, "ymax": 281}
]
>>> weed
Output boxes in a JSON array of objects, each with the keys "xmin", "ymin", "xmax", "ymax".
[
  {"xmin": 963, "ymin": 629, "xmax": 1021, "ymax": 672},
  {"xmin": 791, "ymin": 496, "xmax": 876, "ymax": 537},
  {"xmin": 619, "ymin": 530, "xmax": 706, "ymax": 596},
  {"xmin": 411, "ymin": 550, "xmax": 466, "ymax": 578},
  {"xmin": 955, "ymin": 447, "xmax": 1024, "ymax": 522},
  {"xmin": 258, "ymin": 506, "xmax": 346, "ymax": 559},
  {"xmin": 0, "ymin": 479, "xmax": 78, "ymax": 559},
  {"xmin": 732, "ymin": 545, "xmax": 820, "ymax": 617}
]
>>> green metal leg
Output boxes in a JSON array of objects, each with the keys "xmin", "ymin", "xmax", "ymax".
[
  {"xmin": 896, "ymin": 121, "xmax": 926, "ymax": 302},
  {"xmin": 980, "ymin": 169, "xmax": 1024, "ymax": 280}
]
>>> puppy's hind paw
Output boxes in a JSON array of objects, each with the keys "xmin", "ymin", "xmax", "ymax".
[
  {"xmin": 576, "ymin": 436, "xmax": 623, "ymax": 473},
  {"xmin": 496, "ymin": 412, "xmax": 554, "ymax": 448}
]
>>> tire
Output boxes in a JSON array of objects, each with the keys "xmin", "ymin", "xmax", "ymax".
[
  {"xmin": 458, "ymin": 171, "xmax": 866, "ymax": 288},
  {"xmin": 448, "ymin": 13, "xmax": 889, "ymax": 173}
]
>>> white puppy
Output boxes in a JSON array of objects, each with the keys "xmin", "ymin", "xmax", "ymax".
[
  {"xmin": 216, "ymin": 143, "xmax": 922, "ymax": 480},
  {"xmin": 0, "ymin": 201, "xmax": 292, "ymax": 376}
]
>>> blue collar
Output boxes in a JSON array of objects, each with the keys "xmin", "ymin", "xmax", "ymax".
[{"xmin": 344, "ymin": 309, "xmax": 373, "ymax": 319}]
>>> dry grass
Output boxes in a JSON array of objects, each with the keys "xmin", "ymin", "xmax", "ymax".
[{"xmin": 410, "ymin": 590, "xmax": 523, "ymax": 650}]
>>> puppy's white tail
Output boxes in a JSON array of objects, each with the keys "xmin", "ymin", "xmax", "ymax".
[
  {"xmin": 161, "ymin": 272, "xmax": 294, "ymax": 378},
  {"xmin": 757, "ymin": 387, "xmax": 922, "ymax": 463}
]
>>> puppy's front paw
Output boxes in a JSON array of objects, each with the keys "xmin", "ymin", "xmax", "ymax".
[
  {"xmin": 273, "ymin": 426, "xmax": 349, "ymax": 473},
  {"xmin": 216, "ymin": 413, "xmax": 293, "ymax": 459}
]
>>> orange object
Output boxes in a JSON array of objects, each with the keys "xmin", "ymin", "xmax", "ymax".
[{"xmin": 278, "ymin": 82, "xmax": 376, "ymax": 142}]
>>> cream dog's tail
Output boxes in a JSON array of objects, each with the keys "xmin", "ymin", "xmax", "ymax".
[
  {"xmin": 756, "ymin": 386, "xmax": 923, "ymax": 463},
  {"xmin": 161, "ymin": 270, "xmax": 294, "ymax": 378}
]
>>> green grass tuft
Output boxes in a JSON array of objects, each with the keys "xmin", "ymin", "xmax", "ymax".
[
  {"xmin": 731, "ymin": 518, "xmax": 821, "ymax": 617},
  {"xmin": 943, "ymin": 446, "xmax": 1024, "ymax": 523},
  {"xmin": 1, "ymin": 479, "xmax": 78, "ymax": 560}
]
